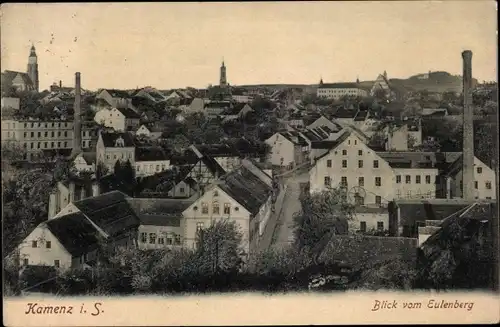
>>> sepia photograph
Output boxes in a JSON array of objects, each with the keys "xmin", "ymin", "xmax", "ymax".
[{"xmin": 1, "ymin": 1, "xmax": 499, "ymax": 325}]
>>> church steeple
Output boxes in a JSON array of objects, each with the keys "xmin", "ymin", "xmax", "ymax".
[
  {"xmin": 319, "ymin": 76, "xmax": 323, "ymax": 86},
  {"xmin": 219, "ymin": 58, "xmax": 227, "ymax": 87},
  {"xmin": 27, "ymin": 44, "xmax": 39, "ymax": 92}
]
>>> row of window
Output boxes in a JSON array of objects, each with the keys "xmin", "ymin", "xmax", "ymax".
[
  {"xmin": 396, "ymin": 190, "xmax": 433, "ymax": 199},
  {"xmin": 353, "ymin": 194, "xmax": 383, "ymax": 205},
  {"xmin": 106, "ymin": 152, "xmax": 133, "ymax": 161},
  {"xmin": 324, "ymin": 176, "xmax": 383, "ymax": 187},
  {"xmin": 22, "ymin": 122, "xmax": 70, "ymax": 128},
  {"xmin": 25, "ymin": 140, "xmax": 91, "ymax": 150},
  {"xmin": 359, "ymin": 221, "xmax": 385, "ymax": 232},
  {"xmin": 327, "ymin": 158, "xmax": 379, "ymax": 168},
  {"xmin": 136, "ymin": 163, "xmax": 168, "ymax": 172},
  {"xmin": 22, "ymin": 130, "xmax": 95, "ymax": 138},
  {"xmin": 22, "ymin": 258, "xmax": 60, "ymax": 267},
  {"xmin": 140, "ymin": 232, "xmax": 181, "ymax": 245},
  {"xmin": 460, "ymin": 180, "xmax": 493, "ymax": 190},
  {"xmin": 396, "ymin": 175, "xmax": 434, "ymax": 184},
  {"xmin": 31, "ymin": 240, "xmax": 50, "ymax": 248},
  {"xmin": 194, "ymin": 202, "xmax": 236, "ymax": 215}
]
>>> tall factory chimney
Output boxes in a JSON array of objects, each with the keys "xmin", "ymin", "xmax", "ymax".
[
  {"xmin": 71, "ymin": 72, "xmax": 82, "ymax": 158},
  {"xmin": 461, "ymin": 50, "xmax": 474, "ymax": 200}
]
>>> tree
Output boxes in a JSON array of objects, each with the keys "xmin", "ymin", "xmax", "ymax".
[
  {"xmin": 195, "ymin": 220, "xmax": 244, "ymax": 275},
  {"xmin": 110, "ymin": 160, "xmax": 136, "ymax": 196},
  {"xmin": 293, "ymin": 188, "xmax": 355, "ymax": 258},
  {"xmin": 53, "ymin": 156, "xmax": 77, "ymax": 182}
]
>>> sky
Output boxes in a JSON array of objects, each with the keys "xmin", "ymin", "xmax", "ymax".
[{"xmin": 1, "ymin": 2, "xmax": 497, "ymax": 91}]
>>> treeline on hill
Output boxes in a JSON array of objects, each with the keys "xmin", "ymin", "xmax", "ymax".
[{"xmin": 4, "ymin": 188, "xmax": 493, "ymax": 296}]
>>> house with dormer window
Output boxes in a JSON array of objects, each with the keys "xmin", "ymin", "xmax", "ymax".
[{"xmin": 96, "ymin": 131, "xmax": 136, "ymax": 171}]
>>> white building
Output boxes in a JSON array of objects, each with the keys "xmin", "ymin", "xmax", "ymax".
[
  {"xmin": 135, "ymin": 146, "xmax": 171, "ymax": 177},
  {"xmin": 317, "ymin": 82, "xmax": 369, "ymax": 100},
  {"xmin": 94, "ymin": 107, "xmax": 141, "ymax": 132}
]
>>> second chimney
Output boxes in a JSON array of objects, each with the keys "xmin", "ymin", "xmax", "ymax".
[
  {"xmin": 71, "ymin": 72, "xmax": 82, "ymax": 157},
  {"xmin": 462, "ymin": 50, "xmax": 474, "ymax": 200}
]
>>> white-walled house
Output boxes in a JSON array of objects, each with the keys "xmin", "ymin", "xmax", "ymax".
[
  {"xmin": 181, "ymin": 165, "xmax": 274, "ymax": 256},
  {"xmin": 309, "ymin": 132, "xmax": 396, "ymax": 206},
  {"xmin": 73, "ymin": 152, "xmax": 96, "ymax": 173},
  {"xmin": 135, "ymin": 146, "xmax": 171, "ymax": 177},
  {"xmin": 18, "ymin": 191, "xmax": 140, "ymax": 271},
  {"xmin": 349, "ymin": 207, "xmax": 389, "ymax": 233},
  {"xmin": 447, "ymin": 155, "xmax": 497, "ymax": 200},
  {"xmin": 94, "ymin": 107, "xmax": 141, "ymax": 132},
  {"xmin": 265, "ymin": 131, "xmax": 309, "ymax": 168},
  {"xmin": 96, "ymin": 132, "xmax": 136, "ymax": 172},
  {"xmin": 96, "ymin": 89, "xmax": 133, "ymax": 109}
]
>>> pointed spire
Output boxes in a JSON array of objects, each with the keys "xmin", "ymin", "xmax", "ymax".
[
  {"xmin": 356, "ymin": 75, "xmax": 360, "ymax": 84},
  {"xmin": 222, "ymin": 57, "xmax": 225, "ymax": 67},
  {"xmin": 319, "ymin": 76, "xmax": 323, "ymax": 85}
]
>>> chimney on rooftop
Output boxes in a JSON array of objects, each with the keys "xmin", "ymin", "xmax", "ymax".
[
  {"xmin": 461, "ymin": 50, "xmax": 474, "ymax": 200},
  {"xmin": 71, "ymin": 72, "xmax": 82, "ymax": 158},
  {"xmin": 59, "ymin": 80, "xmax": 62, "ymax": 88}
]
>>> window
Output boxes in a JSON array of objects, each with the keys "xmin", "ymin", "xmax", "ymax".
[
  {"xmin": 460, "ymin": 181, "xmax": 463, "ymax": 191},
  {"xmin": 486, "ymin": 181, "xmax": 492, "ymax": 190},
  {"xmin": 201, "ymin": 202, "xmax": 209, "ymax": 214},
  {"xmin": 180, "ymin": 187, "xmax": 185, "ymax": 193},
  {"xmin": 373, "ymin": 160, "xmax": 379, "ymax": 168},
  {"xmin": 474, "ymin": 181, "xmax": 478, "ymax": 189},
  {"xmin": 64, "ymin": 131, "xmax": 68, "ymax": 137},
  {"xmin": 355, "ymin": 193, "xmax": 364, "ymax": 205},
  {"xmin": 358, "ymin": 150, "xmax": 363, "ymax": 156},
  {"xmin": 354, "ymin": 140, "xmax": 357, "ymax": 145},
  {"xmin": 213, "ymin": 202, "xmax": 220, "ymax": 214},
  {"xmin": 30, "ymin": 143, "xmax": 34, "ymax": 149},
  {"xmin": 140, "ymin": 233, "xmax": 147, "ymax": 243},
  {"xmin": 224, "ymin": 203, "xmax": 231, "ymax": 214},
  {"xmin": 358, "ymin": 177, "xmax": 364, "ymax": 187},
  {"xmin": 166, "ymin": 235, "xmax": 173, "ymax": 245},
  {"xmin": 149, "ymin": 233, "xmax": 157, "ymax": 244},
  {"xmin": 375, "ymin": 196, "xmax": 382, "ymax": 205},
  {"xmin": 24, "ymin": 132, "xmax": 27, "ymax": 138},
  {"xmin": 46, "ymin": 241, "xmax": 51, "ymax": 249},
  {"xmin": 342, "ymin": 149, "xmax": 347, "ymax": 155},
  {"xmin": 326, "ymin": 160, "xmax": 332, "ymax": 168},
  {"xmin": 416, "ymin": 175, "xmax": 421, "ymax": 184},
  {"xmin": 158, "ymin": 237, "xmax": 165, "ymax": 245},
  {"xmin": 32, "ymin": 240, "xmax": 37, "ymax": 248},
  {"xmin": 196, "ymin": 222, "xmax": 204, "ymax": 232},
  {"xmin": 342, "ymin": 160, "xmax": 347, "ymax": 168},
  {"xmin": 30, "ymin": 132, "xmax": 34, "ymax": 137},
  {"xmin": 54, "ymin": 260, "xmax": 60, "ymax": 268},
  {"xmin": 396, "ymin": 189, "xmax": 402, "ymax": 198},
  {"xmin": 37, "ymin": 142, "xmax": 40, "ymax": 149},
  {"xmin": 23, "ymin": 259, "xmax": 29, "ymax": 266},
  {"xmin": 324, "ymin": 176, "xmax": 331, "ymax": 187},
  {"xmin": 406, "ymin": 190, "xmax": 412, "ymax": 198},
  {"xmin": 396, "ymin": 175, "xmax": 401, "ymax": 183},
  {"xmin": 57, "ymin": 142, "xmax": 61, "ymax": 148},
  {"xmin": 360, "ymin": 221, "xmax": 367, "ymax": 232},
  {"xmin": 175, "ymin": 235, "xmax": 181, "ymax": 245},
  {"xmin": 405, "ymin": 175, "xmax": 411, "ymax": 184},
  {"xmin": 425, "ymin": 175, "xmax": 431, "ymax": 184},
  {"xmin": 50, "ymin": 142, "xmax": 54, "ymax": 148},
  {"xmin": 341, "ymin": 176, "xmax": 348, "ymax": 187},
  {"xmin": 375, "ymin": 177, "xmax": 381, "ymax": 186},
  {"xmin": 477, "ymin": 167, "xmax": 482, "ymax": 174},
  {"xmin": 58, "ymin": 131, "xmax": 61, "ymax": 137},
  {"xmin": 51, "ymin": 131, "xmax": 54, "ymax": 137},
  {"xmin": 377, "ymin": 221, "xmax": 384, "ymax": 231},
  {"xmin": 64, "ymin": 142, "xmax": 68, "ymax": 147}
]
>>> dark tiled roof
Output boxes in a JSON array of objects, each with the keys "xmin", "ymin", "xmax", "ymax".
[
  {"xmin": 377, "ymin": 152, "xmax": 462, "ymax": 171},
  {"xmin": 353, "ymin": 110, "xmax": 368, "ymax": 121},
  {"xmin": 100, "ymin": 132, "xmax": 135, "ymax": 147},
  {"xmin": 104, "ymin": 89, "xmax": 131, "ymax": 98},
  {"xmin": 73, "ymin": 191, "xmax": 140, "ymax": 237},
  {"xmin": 81, "ymin": 152, "xmax": 96, "ymax": 165},
  {"xmin": 204, "ymin": 102, "xmax": 232, "ymax": 109},
  {"xmin": 115, "ymin": 107, "xmax": 140, "ymax": 119},
  {"xmin": 217, "ymin": 166, "xmax": 273, "ymax": 215},
  {"xmin": 201, "ymin": 155, "xmax": 226, "ymax": 177},
  {"xmin": 139, "ymin": 214, "xmax": 181, "ymax": 227},
  {"xmin": 332, "ymin": 108, "xmax": 357, "ymax": 119},
  {"xmin": 135, "ymin": 146, "xmax": 169, "ymax": 162},
  {"xmin": 2, "ymin": 70, "xmax": 34, "ymax": 87},
  {"xmin": 314, "ymin": 132, "xmax": 351, "ymax": 160},
  {"xmin": 46, "ymin": 212, "xmax": 101, "ymax": 257},
  {"xmin": 318, "ymin": 82, "xmax": 360, "ymax": 89},
  {"xmin": 392, "ymin": 198, "xmax": 489, "ymax": 226}
]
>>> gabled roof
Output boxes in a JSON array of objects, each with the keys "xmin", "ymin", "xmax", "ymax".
[
  {"xmin": 216, "ymin": 166, "xmax": 273, "ymax": 215},
  {"xmin": 114, "ymin": 107, "xmax": 140, "ymax": 119},
  {"xmin": 100, "ymin": 132, "xmax": 135, "ymax": 147},
  {"xmin": 377, "ymin": 151, "xmax": 461, "ymax": 170},
  {"xmin": 353, "ymin": 110, "xmax": 369, "ymax": 121},
  {"xmin": 2, "ymin": 70, "xmax": 34, "ymax": 87},
  {"xmin": 73, "ymin": 191, "xmax": 140, "ymax": 237},
  {"xmin": 135, "ymin": 146, "xmax": 169, "ymax": 162},
  {"xmin": 314, "ymin": 131, "xmax": 352, "ymax": 160},
  {"xmin": 103, "ymin": 89, "xmax": 131, "ymax": 98},
  {"xmin": 332, "ymin": 107, "xmax": 358, "ymax": 119},
  {"xmin": 46, "ymin": 212, "xmax": 101, "ymax": 257}
]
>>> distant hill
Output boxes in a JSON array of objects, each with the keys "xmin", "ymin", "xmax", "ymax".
[{"xmin": 236, "ymin": 71, "xmax": 477, "ymax": 94}]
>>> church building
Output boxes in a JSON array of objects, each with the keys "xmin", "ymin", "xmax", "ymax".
[{"xmin": 1, "ymin": 45, "xmax": 39, "ymax": 93}]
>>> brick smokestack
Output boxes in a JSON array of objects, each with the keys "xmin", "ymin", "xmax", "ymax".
[
  {"xmin": 71, "ymin": 72, "xmax": 82, "ymax": 157},
  {"xmin": 461, "ymin": 50, "xmax": 474, "ymax": 200}
]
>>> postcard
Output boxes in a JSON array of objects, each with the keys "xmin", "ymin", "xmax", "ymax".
[{"xmin": 1, "ymin": 1, "xmax": 499, "ymax": 326}]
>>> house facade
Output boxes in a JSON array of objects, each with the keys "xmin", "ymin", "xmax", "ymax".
[
  {"xmin": 448, "ymin": 156, "xmax": 497, "ymax": 200},
  {"xmin": 96, "ymin": 132, "xmax": 136, "ymax": 172},
  {"xmin": 94, "ymin": 107, "xmax": 140, "ymax": 132},
  {"xmin": 317, "ymin": 83, "xmax": 369, "ymax": 100},
  {"xmin": 265, "ymin": 131, "xmax": 308, "ymax": 168},
  {"xmin": 96, "ymin": 89, "xmax": 133, "ymax": 109}
]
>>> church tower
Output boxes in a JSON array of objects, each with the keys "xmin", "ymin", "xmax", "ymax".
[
  {"xmin": 27, "ymin": 45, "xmax": 39, "ymax": 92},
  {"xmin": 219, "ymin": 59, "xmax": 227, "ymax": 87}
]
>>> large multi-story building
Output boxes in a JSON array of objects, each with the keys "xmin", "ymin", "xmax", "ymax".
[
  {"xmin": 317, "ymin": 81, "xmax": 368, "ymax": 100},
  {"xmin": 1, "ymin": 118, "xmax": 98, "ymax": 160}
]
